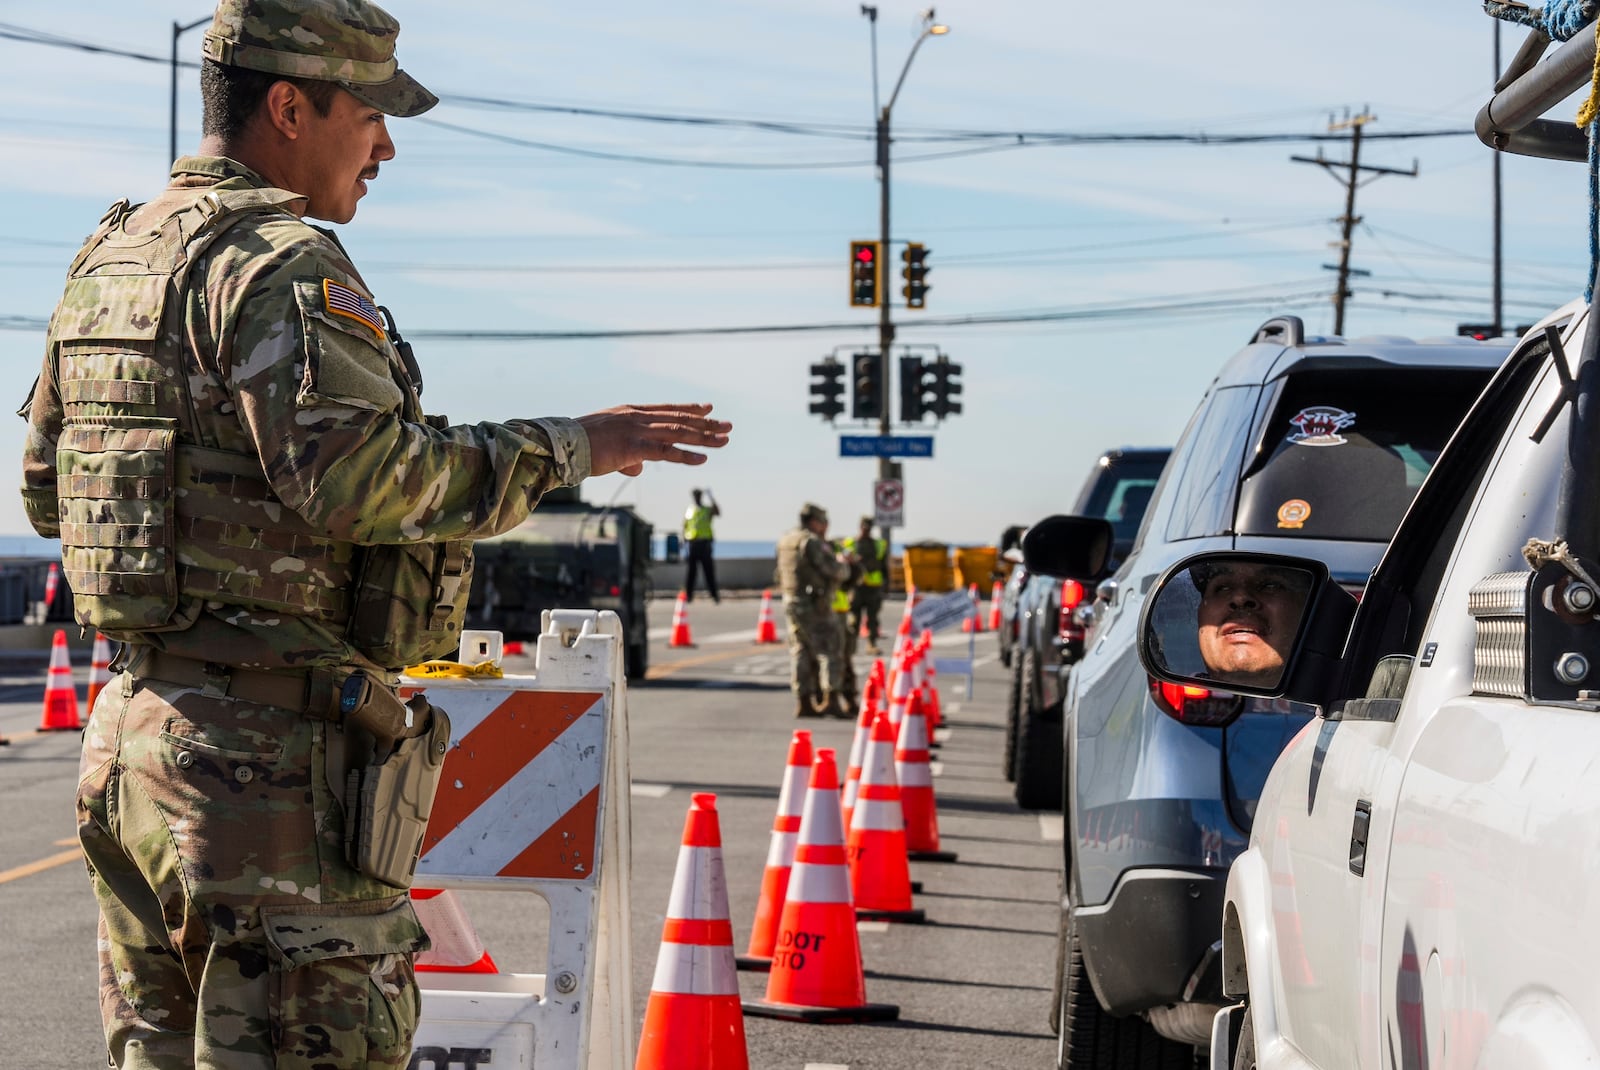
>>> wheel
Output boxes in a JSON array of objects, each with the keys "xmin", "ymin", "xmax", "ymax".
[
  {"xmin": 626, "ymin": 640, "xmax": 648, "ymax": 680},
  {"xmin": 1056, "ymin": 887, "xmax": 1203, "ymax": 1070},
  {"xmin": 1233, "ymin": 1007, "xmax": 1255, "ymax": 1070},
  {"xmin": 1013, "ymin": 649, "xmax": 1063, "ymax": 811},
  {"xmin": 1003, "ymin": 649, "xmax": 1025, "ymax": 781},
  {"xmin": 999, "ymin": 622, "xmax": 1013, "ymax": 667}
]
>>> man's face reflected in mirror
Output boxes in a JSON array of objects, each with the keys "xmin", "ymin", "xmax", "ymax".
[{"xmin": 1194, "ymin": 563, "xmax": 1311, "ymax": 687}]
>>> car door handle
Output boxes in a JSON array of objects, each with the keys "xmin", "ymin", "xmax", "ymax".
[
  {"xmin": 1095, "ymin": 578, "xmax": 1119, "ymax": 605},
  {"xmin": 1349, "ymin": 800, "xmax": 1372, "ymax": 877}
]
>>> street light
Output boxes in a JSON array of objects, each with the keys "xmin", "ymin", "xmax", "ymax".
[
  {"xmin": 861, "ymin": 6, "xmax": 947, "ymax": 545},
  {"xmin": 171, "ymin": 14, "xmax": 212, "ymax": 166}
]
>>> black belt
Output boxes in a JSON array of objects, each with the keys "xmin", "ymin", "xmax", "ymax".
[{"xmin": 120, "ymin": 647, "xmax": 349, "ymax": 721}]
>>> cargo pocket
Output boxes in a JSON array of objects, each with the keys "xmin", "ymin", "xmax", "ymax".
[{"xmin": 262, "ymin": 897, "xmax": 429, "ymax": 1070}]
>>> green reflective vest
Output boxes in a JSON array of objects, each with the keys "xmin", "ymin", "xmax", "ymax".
[
  {"xmin": 841, "ymin": 537, "xmax": 889, "ymax": 587},
  {"xmin": 683, "ymin": 504, "xmax": 714, "ymax": 541}
]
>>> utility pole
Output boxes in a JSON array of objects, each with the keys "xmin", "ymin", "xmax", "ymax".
[
  {"xmin": 1290, "ymin": 110, "xmax": 1417, "ymax": 335},
  {"xmin": 170, "ymin": 15, "xmax": 212, "ymax": 167}
]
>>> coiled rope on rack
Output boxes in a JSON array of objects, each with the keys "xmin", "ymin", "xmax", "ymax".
[{"xmin": 1486, "ymin": 0, "xmax": 1600, "ymax": 297}]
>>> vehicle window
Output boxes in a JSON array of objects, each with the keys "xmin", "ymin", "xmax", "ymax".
[
  {"xmin": 1162, "ymin": 387, "xmax": 1260, "ymax": 542},
  {"xmin": 1075, "ymin": 455, "xmax": 1168, "ymax": 543},
  {"xmin": 1234, "ymin": 368, "xmax": 1493, "ymax": 542}
]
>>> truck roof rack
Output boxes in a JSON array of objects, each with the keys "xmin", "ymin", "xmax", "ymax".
[
  {"xmin": 1250, "ymin": 316, "xmax": 1305, "ymax": 347},
  {"xmin": 1476, "ymin": 24, "xmax": 1590, "ymax": 161}
]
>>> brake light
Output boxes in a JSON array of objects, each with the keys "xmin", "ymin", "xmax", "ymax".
[
  {"xmin": 1059, "ymin": 579, "xmax": 1087, "ymax": 639},
  {"xmin": 1147, "ymin": 677, "xmax": 1245, "ymax": 727}
]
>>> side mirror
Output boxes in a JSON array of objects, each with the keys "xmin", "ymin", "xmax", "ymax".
[
  {"xmin": 1020, "ymin": 515, "xmax": 1116, "ymax": 580},
  {"xmin": 1137, "ymin": 551, "xmax": 1357, "ymax": 703}
]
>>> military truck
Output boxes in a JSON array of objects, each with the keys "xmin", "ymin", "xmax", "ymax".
[{"xmin": 464, "ymin": 486, "xmax": 653, "ymax": 679}]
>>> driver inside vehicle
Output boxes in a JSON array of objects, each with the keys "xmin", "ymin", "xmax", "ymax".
[{"xmin": 1192, "ymin": 561, "xmax": 1311, "ymax": 688}]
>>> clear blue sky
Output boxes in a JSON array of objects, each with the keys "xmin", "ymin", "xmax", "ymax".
[{"xmin": 0, "ymin": 1, "xmax": 1587, "ymax": 545}]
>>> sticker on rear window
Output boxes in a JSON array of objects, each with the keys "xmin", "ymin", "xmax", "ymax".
[
  {"xmin": 1277, "ymin": 499, "xmax": 1311, "ymax": 529},
  {"xmin": 1287, "ymin": 406, "xmax": 1356, "ymax": 446}
]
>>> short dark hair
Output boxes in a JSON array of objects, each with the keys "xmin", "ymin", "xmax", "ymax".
[{"xmin": 200, "ymin": 59, "xmax": 341, "ymax": 142}]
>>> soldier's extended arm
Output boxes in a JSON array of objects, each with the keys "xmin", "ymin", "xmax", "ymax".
[{"xmin": 214, "ymin": 232, "xmax": 600, "ymax": 543}]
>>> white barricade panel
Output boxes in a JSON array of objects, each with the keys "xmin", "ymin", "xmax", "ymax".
[{"xmin": 401, "ymin": 609, "xmax": 633, "ymax": 1070}]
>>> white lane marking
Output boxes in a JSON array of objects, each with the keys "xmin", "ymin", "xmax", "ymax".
[
  {"xmin": 630, "ymin": 782, "xmax": 673, "ymax": 798},
  {"xmin": 945, "ymin": 703, "xmax": 962, "ymax": 714},
  {"xmin": 1038, "ymin": 814, "xmax": 1065, "ymax": 842},
  {"xmin": 929, "ymin": 761, "xmax": 944, "ymax": 777},
  {"xmin": 856, "ymin": 920, "xmax": 889, "ymax": 933},
  {"xmin": 932, "ymin": 728, "xmax": 952, "ymax": 744},
  {"xmin": 647, "ymin": 627, "xmax": 670, "ymax": 640},
  {"xmin": 972, "ymin": 653, "xmax": 998, "ymax": 669},
  {"xmin": 805, "ymin": 1064, "xmax": 850, "ymax": 1070}
]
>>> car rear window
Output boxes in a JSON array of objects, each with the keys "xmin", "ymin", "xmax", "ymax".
[
  {"xmin": 1076, "ymin": 454, "xmax": 1169, "ymax": 542},
  {"xmin": 1234, "ymin": 367, "xmax": 1492, "ymax": 542}
]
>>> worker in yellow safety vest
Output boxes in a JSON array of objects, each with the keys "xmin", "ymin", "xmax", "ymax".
[
  {"xmin": 683, "ymin": 487, "xmax": 720, "ymax": 603},
  {"xmin": 841, "ymin": 516, "xmax": 889, "ymax": 655},
  {"xmin": 829, "ymin": 557, "xmax": 861, "ymax": 704}
]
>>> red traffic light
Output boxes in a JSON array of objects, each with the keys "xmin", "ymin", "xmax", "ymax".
[{"xmin": 856, "ymin": 246, "xmax": 875, "ymax": 263}]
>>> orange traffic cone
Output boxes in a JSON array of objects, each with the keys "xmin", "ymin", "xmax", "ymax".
[
  {"xmin": 896, "ymin": 690, "xmax": 956, "ymax": 862},
  {"xmin": 638, "ymin": 793, "xmax": 749, "ymax": 1069},
  {"xmin": 988, "ymin": 580, "xmax": 1003, "ymax": 631},
  {"xmin": 961, "ymin": 583, "xmax": 982, "ymax": 633},
  {"xmin": 840, "ymin": 683, "xmax": 879, "ymax": 834},
  {"xmin": 669, "ymin": 590, "xmax": 695, "ymax": 648},
  {"xmin": 754, "ymin": 589, "xmax": 780, "ymax": 645},
  {"xmin": 412, "ymin": 888, "xmax": 498, "ymax": 973},
  {"xmin": 739, "ymin": 729, "xmax": 813, "ymax": 972},
  {"xmin": 849, "ymin": 708, "xmax": 925, "ymax": 923},
  {"xmin": 85, "ymin": 633, "xmax": 111, "ymax": 713},
  {"xmin": 41, "ymin": 560, "xmax": 60, "ymax": 615},
  {"xmin": 742, "ymin": 749, "xmax": 898, "ymax": 1024},
  {"xmin": 884, "ymin": 649, "xmax": 912, "ymax": 731},
  {"xmin": 38, "ymin": 629, "xmax": 81, "ymax": 731},
  {"xmin": 924, "ymin": 661, "xmax": 943, "ymax": 738}
]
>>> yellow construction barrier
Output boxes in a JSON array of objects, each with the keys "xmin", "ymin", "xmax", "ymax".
[
  {"xmin": 902, "ymin": 542, "xmax": 954, "ymax": 593},
  {"xmin": 953, "ymin": 545, "xmax": 999, "ymax": 592}
]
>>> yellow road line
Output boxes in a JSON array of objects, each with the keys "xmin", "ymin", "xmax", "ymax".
[
  {"xmin": 644, "ymin": 646, "xmax": 759, "ymax": 680},
  {"xmin": 0, "ymin": 846, "xmax": 81, "ymax": 884}
]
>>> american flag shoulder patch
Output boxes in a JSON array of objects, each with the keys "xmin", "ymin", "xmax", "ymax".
[{"xmin": 322, "ymin": 278, "xmax": 384, "ymax": 337}]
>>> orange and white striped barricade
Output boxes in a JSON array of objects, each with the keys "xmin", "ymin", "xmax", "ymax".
[{"xmin": 403, "ymin": 612, "xmax": 634, "ymax": 1070}]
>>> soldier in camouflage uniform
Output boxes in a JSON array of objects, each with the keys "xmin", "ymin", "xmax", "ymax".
[
  {"xmin": 775, "ymin": 504, "xmax": 852, "ymax": 718},
  {"xmin": 19, "ymin": 2, "xmax": 730, "ymax": 1066}
]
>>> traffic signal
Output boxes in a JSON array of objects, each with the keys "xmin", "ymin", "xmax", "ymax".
[
  {"xmin": 851, "ymin": 351, "xmax": 883, "ymax": 420},
  {"xmin": 808, "ymin": 358, "xmax": 845, "ymax": 421},
  {"xmin": 899, "ymin": 355, "xmax": 928, "ymax": 422},
  {"xmin": 901, "ymin": 242, "xmax": 931, "ymax": 309},
  {"xmin": 850, "ymin": 240, "xmax": 882, "ymax": 308},
  {"xmin": 928, "ymin": 357, "xmax": 963, "ymax": 418}
]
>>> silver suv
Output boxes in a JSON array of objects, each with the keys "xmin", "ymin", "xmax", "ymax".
[{"xmin": 1024, "ymin": 316, "xmax": 1511, "ymax": 1067}]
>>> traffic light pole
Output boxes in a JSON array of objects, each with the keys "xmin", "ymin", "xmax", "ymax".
[{"xmin": 876, "ymin": 108, "xmax": 895, "ymax": 549}]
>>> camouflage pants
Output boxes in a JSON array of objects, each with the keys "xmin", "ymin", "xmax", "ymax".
[
  {"xmin": 785, "ymin": 597, "xmax": 843, "ymax": 698},
  {"xmin": 850, "ymin": 586, "xmax": 885, "ymax": 646},
  {"xmin": 77, "ymin": 675, "xmax": 428, "ymax": 1069}
]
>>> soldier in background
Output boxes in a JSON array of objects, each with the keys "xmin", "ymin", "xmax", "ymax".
[
  {"xmin": 842, "ymin": 515, "xmax": 889, "ymax": 655},
  {"xmin": 776, "ymin": 504, "xmax": 853, "ymax": 718},
  {"xmin": 20, "ymin": 0, "xmax": 730, "ymax": 1064}
]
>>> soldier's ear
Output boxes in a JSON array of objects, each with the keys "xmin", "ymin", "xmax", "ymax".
[{"xmin": 262, "ymin": 80, "xmax": 307, "ymax": 141}]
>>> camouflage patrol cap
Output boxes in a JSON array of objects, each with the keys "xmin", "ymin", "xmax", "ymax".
[
  {"xmin": 202, "ymin": 0, "xmax": 437, "ymax": 118},
  {"xmin": 800, "ymin": 503, "xmax": 829, "ymax": 524}
]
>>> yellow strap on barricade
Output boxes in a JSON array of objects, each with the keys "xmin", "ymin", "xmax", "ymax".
[{"xmin": 404, "ymin": 659, "xmax": 505, "ymax": 679}]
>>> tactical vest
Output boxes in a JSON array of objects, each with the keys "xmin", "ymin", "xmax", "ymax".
[
  {"xmin": 46, "ymin": 188, "xmax": 472, "ymax": 668},
  {"xmin": 841, "ymin": 536, "xmax": 888, "ymax": 587}
]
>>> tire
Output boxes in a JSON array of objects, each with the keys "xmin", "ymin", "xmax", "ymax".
[
  {"xmin": 1057, "ymin": 887, "xmax": 1204, "ymax": 1070},
  {"xmin": 626, "ymin": 640, "xmax": 648, "ymax": 680},
  {"xmin": 1013, "ymin": 649, "xmax": 1063, "ymax": 811},
  {"xmin": 1003, "ymin": 650, "xmax": 1025, "ymax": 781},
  {"xmin": 1233, "ymin": 1007, "xmax": 1255, "ymax": 1070}
]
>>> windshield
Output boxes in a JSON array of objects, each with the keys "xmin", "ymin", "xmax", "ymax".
[
  {"xmin": 1235, "ymin": 367, "xmax": 1493, "ymax": 541},
  {"xmin": 1075, "ymin": 453, "xmax": 1169, "ymax": 543}
]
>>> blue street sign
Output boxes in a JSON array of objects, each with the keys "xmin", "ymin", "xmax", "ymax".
[{"xmin": 838, "ymin": 435, "xmax": 935, "ymax": 458}]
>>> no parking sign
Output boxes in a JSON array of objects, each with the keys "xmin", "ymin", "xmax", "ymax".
[{"xmin": 874, "ymin": 478, "xmax": 904, "ymax": 527}]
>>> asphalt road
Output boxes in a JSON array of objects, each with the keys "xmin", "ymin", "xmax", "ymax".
[{"xmin": 0, "ymin": 596, "xmax": 1063, "ymax": 1069}]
